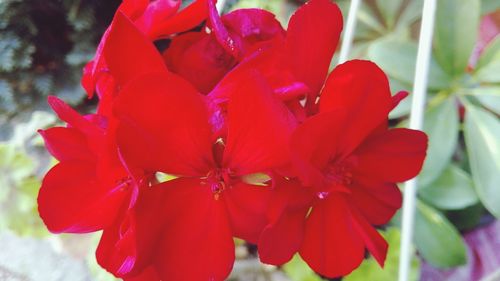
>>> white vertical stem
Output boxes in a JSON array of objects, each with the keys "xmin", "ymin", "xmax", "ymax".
[
  {"xmin": 398, "ymin": 1, "xmax": 437, "ymax": 281},
  {"xmin": 216, "ymin": 0, "xmax": 227, "ymax": 14},
  {"xmin": 338, "ymin": 0, "xmax": 361, "ymax": 64}
]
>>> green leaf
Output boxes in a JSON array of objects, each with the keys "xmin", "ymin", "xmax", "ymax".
[
  {"xmin": 376, "ymin": 0, "xmax": 404, "ymax": 29},
  {"xmin": 475, "ymin": 35, "xmax": 500, "ymax": 70},
  {"xmin": 419, "ymin": 97, "xmax": 459, "ymax": 186},
  {"xmin": 345, "ymin": 228, "xmax": 420, "ymax": 281},
  {"xmin": 368, "ymin": 39, "xmax": 450, "ymax": 90},
  {"xmin": 0, "ymin": 143, "xmax": 35, "ymax": 181},
  {"xmin": 473, "ymin": 35, "xmax": 500, "ymax": 83},
  {"xmin": 434, "ymin": 0, "xmax": 480, "ymax": 76},
  {"xmin": 446, "ymin": 204, "xmax": 484, "ymax": 231},
  {"xmin": 0, "ymin": 78, "xmax": 15, "ymax": 111},
  {"xmin": 357, "ymin": 4, "xmax": 387, "ymax": 35},
  {"xmin": 33, "ymin": 74, "xmax": 54, "ymax": 96},
  {"xmin": 283, "ymin": 255, "xmax": 322, "ymax": 281},
  {"xmin": 419, "ymin": 164, "xmax": 478, "ymax": 210},
  {"xmin": 475, "ymin": 59, "xmax": 500, "ymax": 83},
  {"xmin": 481, "ymin": 0, "xmax": 500, "ymax": 14},
  {"xmin": 396, "ymin": 0, "xmax": 423, "ymax": 30},
  {"xmin": 464, "ymin": 104, "xmax": 500, "ymax": 218},
  {"xmin": 414, "ymin": 200, "xmax": 467, "ymax": 267},
  {"xmin": 467, "ymin": 86, "xmax": 500, "ymax": 115}
]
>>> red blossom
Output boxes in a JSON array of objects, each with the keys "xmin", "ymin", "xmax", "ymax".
[
  {"xmin": 258, "ymin": 60, "xmax": 428, "ymax": 278},
  {"xmin": 37, "ymin": 0, "xmax": 428, "ymax": 280},
  {"xmin": 112, "ymin": 69, "xmax": 296, "ymax": 280}
]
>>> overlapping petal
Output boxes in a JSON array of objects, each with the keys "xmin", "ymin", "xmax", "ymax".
[
  {"xmin": 153, "ymin": 178, "xmax": 235, "ymax": 281},
  {"xmin": 299, "ymin": 194, "xmax": 365, "ymax": 278},
  {"xmin": 224, "ymin": 182, "xmax": 271, "ymax": 243},
  {"xmin": 286, "ymin": 0, "xmax": 343, "ymax": 102},
  {"xmin": 349, "ymin": 181, "xmax": 402, "ymax": 226},
  {"xmin": 104, "ymin": 12, "xmax": 168, "ymax": 88},
  {"xmin": 353, "ymin": 128, "xmax": 428, "ymax": 182},
  {"xmin": 163, "ymin": 31, "xmax": 236, "ymax": 93},
  {"xmin": 150, "ymin": 0, "xmax": 209, "ymax": 38},
  {"xmin": 96, "ymin": 184, "xmax": 168, "ymax": 278},
  {"xmin": 319, "ymin": 60, "xmax": 394, "ymax": 157},
  {"xmin": 290, "ymin": 110, "xmax": 346, "ymax": 187},
  {"xmin": 38, "ymin": 161, "xmax": 127, "ymax": 233},
  {"xmin": 38, "ymin": 127, "xmax": 93, "ymax": 162},
  {"xmin": 114, "ymin": 72, "xmax": 214, "ymax": 176},
  {"xmin": 258, "ymin": 179, "xmax": 312, "ymax": 265},
  {"xmin": 223, "ymin": 72, "xmax": 297, "ymax": 174}
]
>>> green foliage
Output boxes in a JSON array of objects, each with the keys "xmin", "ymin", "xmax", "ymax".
[
  {"xmin": 464, "ymin": 104, "xmax": 500, "ymax": 218},
  {"xmin": 345, "ymin": 228, "xmax": 420, "ymax": 281},
  {"xmin": 419, "ymin": 164, "xmax": 478, "ymax": 210},
  {"xmin": 368, "ymin": 39, "xmax": 450, "ymax": 90},
  {"xmin": 359, "ymin": 0, "xmax": 499, "ymax": 269},
  {"xmin": 434, "ymin": 0, "xmax": 480, "ymax": 76},
  {"xmin": 0, "ymin": 0, "xmax": 118, "ymax": 115},
  {"xmin": 0, "ymin": 143, "xmax": 47, "ymax": 237},
  {"xmin": 283, "ymin": 255, "xmax": 323, "ymax": 281},
  {"xmin": 414, "ymin": 201, "xmax": 467, "ymax": 268},
  {"xmin": 0, "ymin": 110, "xmax": 55, "ymax": 236},
  {"xmin": 418, "ymin": 97, "xmax": 459, "ymax": 186}
]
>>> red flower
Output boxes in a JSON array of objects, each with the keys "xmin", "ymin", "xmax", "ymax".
[
  {"xmin": 82, "ymin": 0, "xmax": 209, "ymax": 99},
  {"xmin": 209, "ymin": 0, "xmax": 343, "ymax": 118},
  {"xmin": 257, "ymin": 60, "xmax": 428, "ymax": 278},
  {"xmin": 163, "ymin": 7, "xmax": 284, "ymax": 93},
  {"xmin": 38, "ymin": 96, "xmax": 161, "ymax": 278},
  {"xmin": 112, "ymin": 69, "xmax": 296, "ymax": 280},
  {"xmin": 37, "ymin": 96, "xmax": 131, "ymax": 233},
  {"xmin": 37, "ymin": 0, "xmax": 429, "ymax": 279}
]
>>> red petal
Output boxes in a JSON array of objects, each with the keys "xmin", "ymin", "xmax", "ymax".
[
  {"xmin": 97, "ymin": 185, "xmax": 169, "ymax": 277},
  {"xmin": 134, "ymin": 0, "xmax": 181, "ymax": 34},
  {"xmin": 222, "ymin": 8, "xmax": 285, "ymax": 54},
  {"xmin": 224, "ymin": 182, "xmax": 271, "ymax": 243},
  {"xmin": 353, "ymin": 128, "xmax": 428, "ymax": 182},
  {"xmin": 259, "ymin": 209, "xmax": 308, "ymax": 265},
  {"xmin": 350, "ymin": 206, "xmax": 388, "ymax": 266},
  {"xmin": 319, "ymin": 60, "xmax": 394, "ymax": 157},
  {"xmin": 119, "ymin": 0, "xmax": 149, "ymax": 20},
  {"xmin": 104, "ymin": 12, "xmax": 167, "ymax": 87},
  {"xmin": 286, "ymin": 0, "xmax": 343, "ymax": 102},
  {"xmin": 163, "ymin": 31, "xmax": 236, "ymax": 94},
  {"xmin": 208, "ymin": 0, "xmax": 240, "ymax": 57},
  {"xmin": 290, "ymin": 110, "xmax": 346, "ymax": 187},
  {"xmin": 47, "ymin": 96, "xmax": 103, "ymax": 138},
  {"xmin": 391, "ymin": 91, "xmax": 409, "ymax": 111},
  {"xmin": 38, "ymin": 127, "xmax": 93, "ymax": 162},
  {"xmin": 82, "ymin": 61, "xmax": 95, "ymax": 98},
  {"xmin": 154, "ymin": 178, "xmax": 235, "ymax": 281},
  {"xmin": 151, "ymin": 0, "xmax": 209, "ymax": 38},
  {"xmin": 223, "ymin": 72, "xmax": 297, "ymax": 174},
  {"xmin": 114, "ymin": 72, "xmax": 214, "ymax": 176},
  {"xmin": 258, "ymin": 179, "xmax": 312, "ymax": 265},
  {"xmin": 38, "ymin": 162, "xmax": 127, "ymax": 233},
  {"xmin": 350, "ymin": 182, "xmax": 402, "ymax": 225},
  {"xmin": 299, "ymin": 194, "xmax": 365, "ymax": 278}
]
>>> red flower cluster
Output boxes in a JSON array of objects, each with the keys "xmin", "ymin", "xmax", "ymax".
[{"xmin": 37, "ymin": 0, "xmax": 428, "ymax": 280}]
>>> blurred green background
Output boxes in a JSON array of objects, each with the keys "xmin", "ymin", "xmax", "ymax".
[{"xmin": 0, "ymin": 0, "xmax": 499, "ymax": 280}]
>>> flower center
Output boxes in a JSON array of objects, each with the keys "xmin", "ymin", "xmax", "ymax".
[
  {"xmin": 317, "ymin": 161, "xmax": 354, "ymax": 199},
  {"xmin": 204, "ymin": 168, "xmax": 235, "ymax": 200},
  {"xmin": 325, "ymin": 161, "xmax": 353, "ymax": 186},
  {"xmin": 115, "ymin": 176, "xmax": 132, "ymax": 192}
]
